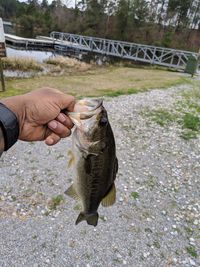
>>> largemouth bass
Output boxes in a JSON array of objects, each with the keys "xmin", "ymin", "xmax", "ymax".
[{"xmin": 65, "ymin": 99, "xmax": 118, "ymax": 226}]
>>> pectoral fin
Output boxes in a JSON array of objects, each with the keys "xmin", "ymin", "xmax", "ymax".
[
  {"xmin": 64, "ymin": 184, "xmax": 79, "ymax": 200},
  {"xmin": 67, "ymin": 150, "xmax": 76, "ymax": 168},
  {"xmin": 101, "ymin": 183, "xmax": 116, "ymax": 207}
]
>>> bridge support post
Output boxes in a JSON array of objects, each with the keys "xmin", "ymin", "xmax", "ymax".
[{"xmin": 0, "ymin": 58, "xmax": 5, "ymax": 92}]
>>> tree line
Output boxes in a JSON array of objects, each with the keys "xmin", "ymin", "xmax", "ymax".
[{"xmin": 0, "ymin": 0, "xmax": 199, "ymax": 51}]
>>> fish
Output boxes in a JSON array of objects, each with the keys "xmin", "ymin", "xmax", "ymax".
[{"xmin": 65, "ymin": 98, "xmax": 118, "ymax": 226}]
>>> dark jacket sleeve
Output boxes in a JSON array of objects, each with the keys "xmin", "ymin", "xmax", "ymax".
[{"xmin": 0, "ymin": 127, "xmax": 4, "ymax": 157}]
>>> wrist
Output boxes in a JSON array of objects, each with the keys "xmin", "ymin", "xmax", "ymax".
[
  {"xmin": 0, "ymin": 95, "xmax": 26, "ymax": 137},
  {"xmin": 0, "ymin": 96, "xmax": 24, "ymax": 150}
]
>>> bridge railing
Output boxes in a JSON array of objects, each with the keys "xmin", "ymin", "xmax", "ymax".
[{"xmin": 50, "ymin": 31, "xmax": 198, "ymax": 69}]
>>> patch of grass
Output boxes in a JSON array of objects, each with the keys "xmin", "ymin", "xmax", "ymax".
[
  {"xmin": 0, "ymin": 66, "xmax": 188, "ymax": 98},
  {"xmin": 0, "ymin": 84, "xmax": 30, "ymax": 97},
  {"xmin": 180, "ymin": 130, "xmax": 198, "ymax": 140},
  {"xmin": 127, "ymin": 88, "xmax": 142, "ymax": 94},
  {"xmin": 184, "ymin": 227, "xmax": 194, "ymax": 235},
  {"xmin": 145, "ymin": 175, "xmax": 158, "ymax": 189},
  {"xmin": 178, "ymin": 113, "xmax": 200, "ymax": 140},
  {"xmin": 49, "ymin": 195, "xmax": 64, "ymax": 210},
  {"xmin": 97, "ymin": 89, "xmax": 126, "ymax": 97},
  {"xmin": 11, "ymin": 195, "xmax": 17, "ymax": 201},
  {"xmin": 186, "ymin": 102, "xmax": 200, "ymax": 113},
  {"xmin": 182, "ymin": 83, "xmax": 200, "ymax": 100},
  {"xmin": 177, "ymin": 83, "xmax": 200, "ymax": 140},
  {"xmin": 44, "ymin": 210, "xmax": 51, "ymax": 216},
  {"xmin": 186, "ymin": 246, "xmax": 198, "ymax": 258},
  {"xmin": 131, "ymin": 192, "xmax": 140, "ymax": 199},
  {"xmin": 88, "ymin": 88, "xmax": 141, "ymax": 97},
  {"xmin": 145, "ymin": 88, "xmax": 200, "ymax": 140},
  {"xmin": 2, "ymin": 57, "xmax": 43, "ymax": 72},
  {"xmin": 182, "ymin": 113, "xmax": 200, "ymax": 131},
  {"xmin": 153, "ymin": 241, "xmax": 161, "ymax": 249},
  {"xmin": 146, "ymin": 109, "xmax": 176, "ymax": 126}
]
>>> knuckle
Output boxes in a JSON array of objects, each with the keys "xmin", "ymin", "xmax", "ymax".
[{"xmin": 67, "ymin": 95, "xmax": 76, "ymax": 105}]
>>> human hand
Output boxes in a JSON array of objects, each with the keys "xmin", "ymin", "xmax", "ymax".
[{"xmin": 0, "ymin": 88, "xmax": 75, "ymax": 145}]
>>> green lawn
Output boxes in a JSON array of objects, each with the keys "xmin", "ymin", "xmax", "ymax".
[{"xmin": 0, "ymin": 66, "xmax": 190, "ymax": 98}]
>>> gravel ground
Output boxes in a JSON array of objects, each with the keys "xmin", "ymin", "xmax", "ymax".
[{"xmin": 0, "ymin": 84, "xmax": 200, "ymax": 267}]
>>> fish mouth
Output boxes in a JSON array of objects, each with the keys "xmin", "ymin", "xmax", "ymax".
[
  {"xmin": 68, "ymin": 98, "xmax": 103, "ymax": 126},
  {"xmin": 73, "ymin": 98, "xmax": 103, "ymax": 112}
]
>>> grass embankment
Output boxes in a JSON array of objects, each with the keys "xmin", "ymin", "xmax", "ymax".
[
  {"xmin": 2, "ymin": 57, "xmax": 43, "ymax": 72},
  {"xmin": 45, "ymin": 56, "xmax": 91, "ymax": 72},
  {"xmin": 0, "ymin": 66, "xmax": 189, "ymax": 98}
]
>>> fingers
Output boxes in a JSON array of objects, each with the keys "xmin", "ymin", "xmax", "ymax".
[
  {"xmin": 56, "ymin": 113, "xmax": 74, "ymax": 129},
  {"xmin": 45, "ymin": 133, "xmax": 61, "ymax": 146},
  {"xmin": 45, "ymin": 113, "xmax": 73, "ymax": 146},
  {"xmin": 48, "ymin": 120, "xmax": 71, "ymax": 138}
]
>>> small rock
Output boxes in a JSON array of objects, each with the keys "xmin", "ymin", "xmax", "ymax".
[
  {"xmin": 189, "ymin": 259, "xmax": 196, "ymax": 266},
  {"xmin": 45, "ymin": 258, "xmax": 50, "ymax": 264},
  {"xmin": 116, "ymin": 253, "xmax": 122, "ymax": 259},
  {"xmin": 143, "ymin": 252, "xmax": 150, "ymax": 258},
  {"xmin": 193, "ymin": 220, "xmax": 198, "ymax": 225},
  {"xmin": 41, "ymin": 209, "xmax": 46, "ymax": 215}
]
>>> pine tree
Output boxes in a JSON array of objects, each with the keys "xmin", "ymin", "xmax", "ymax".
[{"xmin": 115, "ymin": 0, "xmax": 130, "ymax": 39}]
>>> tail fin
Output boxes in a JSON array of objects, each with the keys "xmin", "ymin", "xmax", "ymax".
[{"xmin": 75, "ymin": 212, "xmax": 99, "ymax": 227}]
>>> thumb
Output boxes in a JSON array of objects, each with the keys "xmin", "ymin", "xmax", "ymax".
[{"xmin": 57, "ymin": 94, "xmax": 75, "ymax": 112}]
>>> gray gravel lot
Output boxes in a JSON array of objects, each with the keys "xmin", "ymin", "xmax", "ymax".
[{"xmin": 0, "ymin": 84, "xmax": 199, "ymax": 267}]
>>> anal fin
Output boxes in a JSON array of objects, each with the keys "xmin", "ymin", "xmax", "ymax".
[
  {"xmin": 101, "ymin": 183, "xmax": 116, "ymax": 207},
  {"xmin": 67, "ymin": 150, "xmax": 76, "ymax": 168}
]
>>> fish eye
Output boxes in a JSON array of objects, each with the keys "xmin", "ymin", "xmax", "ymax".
[{"xmin": 99, "ymin": 117, "xmax": 108, "ymax": 126}]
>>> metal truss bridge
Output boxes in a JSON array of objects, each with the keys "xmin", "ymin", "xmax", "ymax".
[{"xmin": 50, "ymin": 31, "xmax": 198, "ymax": 70}]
